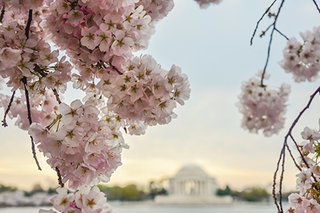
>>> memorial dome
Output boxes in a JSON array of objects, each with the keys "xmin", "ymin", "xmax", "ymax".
[
  {"xmin": 155, "ymin": 164, "xmax": 232, "ymax": 204},
  {"xmin": 174, "ymin": 164, "xmax": 209, "ymax": 178}
]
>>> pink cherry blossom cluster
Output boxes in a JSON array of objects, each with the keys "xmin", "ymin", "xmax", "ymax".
[
  {"xmin": 43, "ymin": 0, "xmax": 174, "ymax": 79},
  {"xmin": 29, "ymin": 99, "xmax": 125, "ymax": 190},
  {"xmin": 0, "ymin": 0, "xmax": 193, "ymax": 212},
  {"xmin": 136, "ymin": 0, "xmax": 174, "ymax": 23},
  {"xmin": 0, "ymin": 89, "xmax": 59, "ymax": 130},
  {"xmin": 286, "ymin": 124, "xmax": 320, "ymax": 213},
  {"xmin": 0, "ymin": 4, "xmax": 72, "ymax": 93},
  {"xmin": 279, "ymin": 26, "xmax": 320, "ymax": 83},
  {"xmin": 70, "ymin": 54, "xmax": 190, "ymax": 136},
  {"xmin": 106, "ymin": 55, "xmax": 190, "ymax": 128},
  {"xmin": 0, "ymin": 0, "xmax": 44, "ymax": 11},
  {"xmin": 194, "ymin": 0, "xmax": 222, "ymax": 9},
  {"xmin": 39, "ymin": 186, "xmax": 113, "ymax": 213},
  {"xmin": 237, "ymin": 73, "xmax": 291, "ymax": 136}
]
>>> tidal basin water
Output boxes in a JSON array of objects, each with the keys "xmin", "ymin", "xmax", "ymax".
[{"xmin": 0, "ymin": 202, "xmax": 290, "ymax": 213}]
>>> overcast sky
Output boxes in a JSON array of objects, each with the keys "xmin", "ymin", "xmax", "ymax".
[{"xmin": 1, "ymin": 0, "xmax": 320, "ymax": 192}]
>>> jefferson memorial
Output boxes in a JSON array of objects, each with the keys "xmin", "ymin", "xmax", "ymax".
[{"xmin": 155, "ymin": 164, "xmax": 233, "ymax": 204}]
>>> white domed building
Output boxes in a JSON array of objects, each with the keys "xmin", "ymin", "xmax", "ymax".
[{"xmin": 155, "ymin": 164, "xmax": 233, "ymax": 204}]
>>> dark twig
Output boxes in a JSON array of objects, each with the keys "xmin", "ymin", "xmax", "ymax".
[
  {"xmin": 53, "ymin": 89, "xmax": 61, "ymax": 104},
  {"xmin": 55, "ymin": 167, "xmax": 64, "ymax": 188},
  {"xmin": 272, "ymin": 143, "xmax": 285, "ymax": 213},
  {"xmin": 22, "ymin": 77, "xmax": 33, "ymax": 124},
  {"xmin": 34, "ymin": 64, "xmax": 47, "ymax": 77},
  {"xmin": 250, "ymin": 0, "xmax": 278, "ymax": 45},
  {"xmin": 111, "ymin": 64, "xmax": 123, "ymax": 75},
  {"xmin": 312, "ymin": 0, "xmax": 320, "ymax": 13},
  {"xmin": 275, "ymin": 28, "xmax": 289, "ymax": 40},
  {"xmin": 285, "ymin": 143, "xmax": 301, "ymax": 171},
  {"xmin": 0, "ymin": 5, "xmax": 5, "ymax": 23},
  {"xmin": 22, "ymin": 15, "xmax": 45, "ymax": 171},
  {"xmin": 260, "ymin": 0, "xmax": 285, "ymax": 86},
  {"xmin": 259, "ymin": 24, "xmax": 273, "ymax": 38},
  {"xmin": 29, "ymin": 136, "xmax": 41, "ymax": 171},
  {"xmin": 109, "ymin": 58, "xmax": 123, "ymax": 75},
  {"xmin": 25, "ymin": 9, "xmax": 33, "ymax": 39},
  {"xmin": 279, "ymin": 145, "xmax": 286, "ymax": 212},
  {"xmin": 289, "ymin": 134, "xmax": 310, "ymax": 169},
  {"xmin": 22, "ymin": 77, "xmax": 42, "ymax": 171},
  {"xmin": 2, "ymin": 91, "xmax": 16, "ymax": 127}
]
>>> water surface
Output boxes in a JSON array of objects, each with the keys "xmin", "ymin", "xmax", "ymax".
[{"xmin": 0, "ymin": 202, "xmax": 290, "ymax": 213}]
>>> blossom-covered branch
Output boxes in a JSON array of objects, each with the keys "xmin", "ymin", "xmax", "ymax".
[
  {"xmin": 0, "ymin": 0, "xmax": 196, "ymax": 212},
  {"xmin": 247, "ymin": 1, "xmax": 320, "ymax": 212}
]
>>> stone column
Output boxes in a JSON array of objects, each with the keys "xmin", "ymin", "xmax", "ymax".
[
  {"xmin": 182, "ymin": 180, "xmax": 185, "ymax": 195},
  {"xmin": 175, "ymin": 180, "xmax": 179, "ymax": 195}
]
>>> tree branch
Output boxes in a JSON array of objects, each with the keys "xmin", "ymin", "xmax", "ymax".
[
  {"xmin": 250, "ymin": 0, "xmax": 287, "ymax": 86},
  {"xmin": 55, "ymin": 167, "xmax": 64, "ymax": 188},
  {"xmin": 275, "ymin": 28, "xmax": 289, "ymax": 40},
  {"xmin": 2, "ymin": 91, "xmax": 16, "ymax": 127},
  {"xmin": 22, "ymin": 77, "xmax": 42, "ymax": 171},
  {"xmin": 109, "ymin": 58, "xmax": 123, "ymax": 75},
  {"xmin": 53, "ymin": 89, "xmax": 62, "ymax": 104},
  {"xmin": 272, "ymin": 142, "xmax": 286, "ymax": 213},
  {"xmin": 285, "ymin": 142, "xmax": 301, "ymax": 171},
  {"xmin": 260, "ymin": 0, "xmax": 285, "ymax": 86},
  {"xmin": 278, "ymin": 146, "xmax": 286, "ymax": 213},
  {"xmin": 250, "ymin": 0, "xmax": 278, "ymax": 45},
  {"xmin": 273, "ymin": 86, "xmax": 320, "ymax": 212},
  {"xmin": 25, "ymin": 9, "xmax": 33, "ymax": 39},
  {"xmin": 0, "ymin": 5, "xmax": 5, "ymax": 23},
  {"xmin": 22, "ymin": 77, "xmax": 33, "ymax": 124},
  {"xmin": 312, "ymin": 0, "xmax": 320, "ymax": 13}
]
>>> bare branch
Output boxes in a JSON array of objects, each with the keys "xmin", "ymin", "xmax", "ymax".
[
  {"xmin": 22, "ymin": 77, "xmax": 33, "ymax": 124},
  {"xmin": 285, "ymin": 143, "xmax": 301, "ymax": 171},
  {"xmin": 272, "ymin": 143, "xmax": 285, "ymax": 213},
  {"xmin": 53, "ymin": 89, "xmax": 61, "ymax": 104},
  {"xmin": 275, "ymin": 28, "xmax": 289, "ymax": 40},
  {"xmin": 260, "ymin": 0, "xmax": 285, "ymax": 86},
  {"xmin": 278, "ymin": 146, "xmax": 286, "ymax": 213},
  {"xmin": 56, "ymin": 167, "xmax": 64, "ymax": 188},
  {"xmin": 22, "ymin": 77, "xmax": 42, "ymax": 171},
  {"xmin": 29, "ymin": 135, "xmax": 42, "ymax": 171},
  {"xmin": 250, "ymin": 0, "xmax": 278, "ymax": 45},
  {"xmin": 0, "ymin": 5, "xmax": 5, "ymax": 23},
  {"xmin": 2, "ymin": 91, "xmax": 16, "ymax": 127},
  {"xmin": 25, "ymin": 9, "xmax": 33, "ymax": 39},
  {"xmin": 312, "ymin": 0, "xmax": 320, "ymax": 13},
  {"xmin": 109, "ymin": 58, "xmax": 123, "ymax": 75}
]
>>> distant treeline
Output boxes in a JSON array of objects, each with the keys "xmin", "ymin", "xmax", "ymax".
[
  {"xmin": 217, "ymin": 185, "xmax": 269, "ymax": 202},
  {"xmin": 0, "ymin": 183, "xmax": 296, "ymax": 202},
  {"xmin": 0, "ymin": 181, "xmax": 168, "ymax": 201},
  {"xmin": 216, "ymin": 185, "xmax": 296, "ymax": 202},
  {"xmin": 98, "ymin": 180, "xmax": 167, "ymax": 201}
]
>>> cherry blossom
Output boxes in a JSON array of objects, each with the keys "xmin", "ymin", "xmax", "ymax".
[
  {"xmin": 194, "ymin": 0, "xmax": 222, "ymax": 9},
  {"xmin": 237, "ymin": 72, "xmax": 290, "ymax": 136},
  {"xmin": 0, "ymin": 0, "xmax": 196, "ymax": 212},
  {"xmin": 285, "ymin": 121, "xmax": 320, "ymax": 213},
  {"xmin": 279, "ymin": 26, "xmax": 320, "ymax": 82},
  {"xmin": 43, "ymin": 186, "xmax": 113, "ymax": 213}
]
